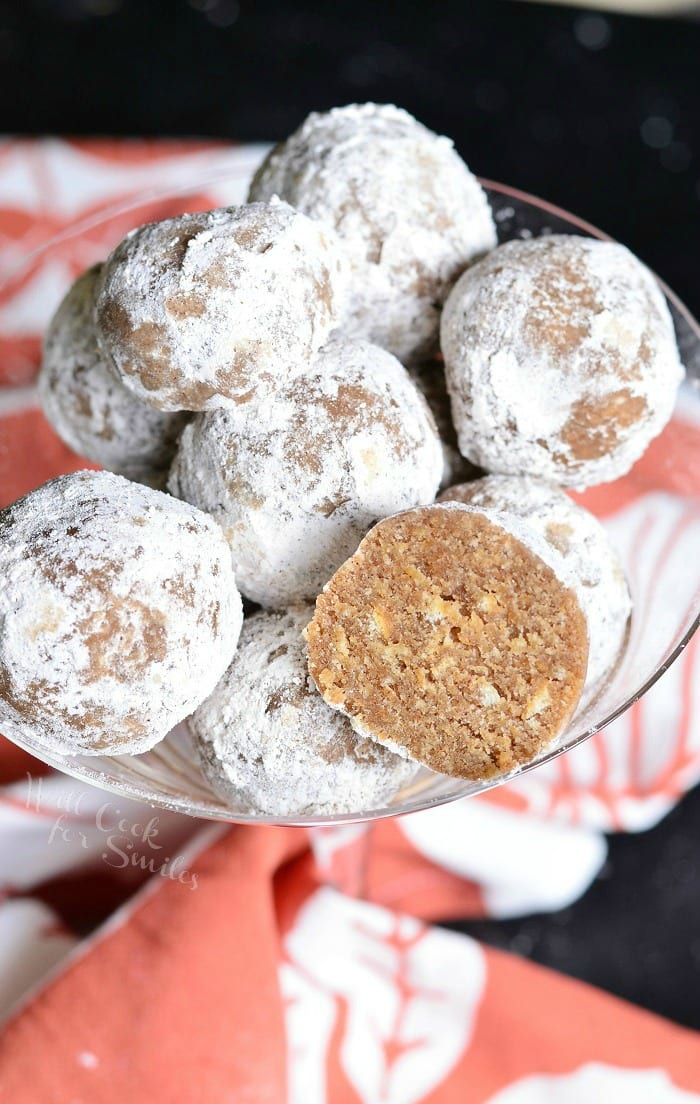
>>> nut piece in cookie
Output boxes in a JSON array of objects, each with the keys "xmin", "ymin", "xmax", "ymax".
[{"xmin": 305, "ymin": 503, "xmax": 589, "ymax": 780}]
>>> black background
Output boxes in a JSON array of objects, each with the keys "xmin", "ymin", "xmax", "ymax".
[{"xmin": 3, "ymin": 0, "xmax": 700, "ymax": 1028}]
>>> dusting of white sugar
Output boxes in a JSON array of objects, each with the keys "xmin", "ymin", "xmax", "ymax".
[
  {"xmin": 191, "ymin": 605, "xmax": 416, "ymax": 816},
  {"xmin": 39, "ymin": 264, "xmax": 188, "ymax": 486},
  {"xmin": 441, "ymin": 235, "xmax": 684, "ymax": 488},
  {"xmin": 249, "ymin": 103, "xmax": 496, "ymax": 364},
  {"xmin": 94, "ymin": 200, "xmax": 347, "ymax": 412},
  {"xmin": 168, "ymin": 337, "xmax": 443, "ymax": 607},
  {"xmin": 0, "ymin": 470, "xmax": 243, "ymax": 756}
]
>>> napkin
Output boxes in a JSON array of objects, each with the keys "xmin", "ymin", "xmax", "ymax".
[{"xmin": 0, "ymin": 139, "xmax": 698, "ymax": 1103}]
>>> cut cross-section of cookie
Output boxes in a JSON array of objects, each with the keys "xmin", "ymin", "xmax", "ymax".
[
  {"xmin": 305, "ymin": 503, "xmax": 589, "ymax": 780},
  {"xmin": 438, "ymin": 475, "xmax": 631, "ymax": 705}
]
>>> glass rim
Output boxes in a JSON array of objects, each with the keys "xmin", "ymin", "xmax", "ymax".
[{"xmin": 0, "ymin": 175, "xmax": 698, "ymax": 827}]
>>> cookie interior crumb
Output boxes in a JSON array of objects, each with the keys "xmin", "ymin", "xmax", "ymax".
[{"xmin": 306, "ymin": 505, "xmax": 589, "ymax": 780}]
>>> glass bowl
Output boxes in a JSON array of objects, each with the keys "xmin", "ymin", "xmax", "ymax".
[{"xmin": 1, "ymin": 169, "xmax": 698, "ymax": 826}]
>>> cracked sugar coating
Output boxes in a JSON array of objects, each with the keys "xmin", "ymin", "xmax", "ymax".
[
  {"xmin": 249, "ymin": 103, "xmax": 496, "ymax": 364},
  {"xmin": 439, "ymin": 475, "xmax": 631, "ymax": 704},
  {"xmin": 39, "ymin": 265, "xmax": 189, "ymax": 486},
  {"xmin": 305, "ymin": 503, "xmax": 589, "ymax": 781},
  {"xmin": 168, "ymin": 338, "xmax": 443, "ymax": 608},
  {"xmin": 0, "ymin": 470, "xmax": 243, "ymax": 757},
  {"xmin": 94, "ymin": 199, "xmax": 347, "ymax": 412},
  {"xmin": 191, "ymin": 606, "xmax": 416, "ymax": 817},
  {"xmin": 441, "ymin": 235, "xmax": 684, "ymax": 488}
]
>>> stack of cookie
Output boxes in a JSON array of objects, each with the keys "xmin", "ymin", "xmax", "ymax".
[{"xmin": 0, "ymin": 104, "xmax": 683, "ymax": 815}]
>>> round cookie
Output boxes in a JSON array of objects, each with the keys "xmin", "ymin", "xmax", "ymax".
[
  {"xmin": 94, "ymin": 199, "xmax": 347, "ymax": 412},
  {"xmin": 168, "ymin": 338, "xmax": 443, "ymax": 607},
  {"xmin": 439, "ymin": 475, "xmax": 631, "ymax": 702},
  {"xmin": 249, "ymin": 103, "xmax": 496, "ymax": 364},
  {"xmin": 441, "ymin": 235, "xmax": 684, "ymax": 488},
  {"xmin": 409, "ymin": 357, "xmax": 482, "ymax": 489},
  {"xmin": 39, "ymin": 265, "xmax": 188, "ymax": 486},
  {"xmin": 305, "ymin": 503, "xmax": 589, "ymax": 781},
  {"xmin": 0, "ymin": 470, "xmax": 243, "ymax": 756},
  {"xmin": 191, "ymin": 606, "xmax": 417, "ymax": 817}
]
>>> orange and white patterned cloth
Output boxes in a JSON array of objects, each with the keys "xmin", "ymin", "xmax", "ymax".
[{"xmin": 0, "ymin": 140, "xmax": 699, "ymax": 1103}]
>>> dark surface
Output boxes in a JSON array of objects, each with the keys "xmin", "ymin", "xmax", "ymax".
[
  {"xmin": 2, "ymin": 0, "xmax": 699, "ymax": 311},
  {"xmin": 2, "ymin": 0, "xmax": 700, "ymax": 1028},
  {"xmin": 447, "ymin": 788, "xmax": 700, "ymax": 1030}
]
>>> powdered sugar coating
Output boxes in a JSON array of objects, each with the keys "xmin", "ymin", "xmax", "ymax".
[
  {"xmin": 95, "ymin": 200, "xmax": 347, "ymax": 412},
  {"xmin": 168, "ymin": 338, "xmax": 443, "ymax": 607},
  {"xmin": 408, "ymin": 358, "xmax": 482, "ymax": 489},
  {"xmin": 191, "ymin": 606, "xmax": 416, "ymax": 816},
  {"xmin": 39, "ymin": 265, "xmax": 188, "ymax": 485},
  {"xmin": 439, "ymin": 476, "xmax": 631, "ymax": 702},
  {"xmin": 441, "ymin": 235, "xmax": 684, "ymax": 488},
  {"xmin": 0, "ymin": 470, "xmax": 243, "ymax": 756},
  {"xmin": 249, "ymin": 103, "xmax": 496, "ymax": 364}
]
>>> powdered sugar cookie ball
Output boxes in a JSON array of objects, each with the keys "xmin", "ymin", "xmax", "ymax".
[
  {"xmin": 439, "ymin": 475, "xmax": 631, "ymax": 702},
  {"xmin": 169, "ymin": 338, "xmax": 443, "ymax": 607},
  {"xmin": 39, "ymin": 265, "xmax": 188, "ymax": 486},
  {"xmin": 191, "ymin": 606, "xmax": 416, "ymax": 816},
  {"xmin": 441, "ymin": 235, "xmax": 684, "ymax": 488},
  {"xmin": 0, "ymin": 470, "xmax": 243, "ymax": 757},
  {"xmin": 249, "ymin": 103, "xmax": 496, "ymax": 364},
  {"xmin": 94, "ymin": 200, "xmax": 347, "ymax": 412},
  {"xmin": 306, "ymin": 503, "xmax": 589, "ymax": 780}
]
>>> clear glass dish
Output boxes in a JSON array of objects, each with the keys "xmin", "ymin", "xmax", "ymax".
[{"xmin": 1, "ymin": 171, "xmax": 698, "ymax": 826}]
